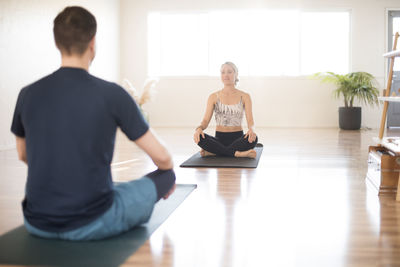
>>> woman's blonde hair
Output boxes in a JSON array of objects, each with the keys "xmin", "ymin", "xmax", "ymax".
[{"xmin": 221, "ymin": 61, "xmax": 239, "ymax": 85}]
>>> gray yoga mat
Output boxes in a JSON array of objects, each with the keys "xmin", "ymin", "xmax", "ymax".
[
  {"xmin": 180, "ymin": 143, "xmax": 263, "ymax": 168},
  {"xmin": 0, "ymin": 184, "xmax": 196, "ymax": 267}
]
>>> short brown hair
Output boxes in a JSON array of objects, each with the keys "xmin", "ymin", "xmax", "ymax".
[{"xmin": 53, "ymin": 6, "xmax": 97, "ymax": 55}]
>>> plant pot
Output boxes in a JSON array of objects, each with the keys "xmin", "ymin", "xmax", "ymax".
[{"xmin": 338, "ymin": 107, "xmax": 361, "ymax": 130}]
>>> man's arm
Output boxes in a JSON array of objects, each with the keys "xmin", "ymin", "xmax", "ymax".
[
  {"xmin": 134, "ymin": 129, "xmax": 173, "ymax": 170},
  {"xmin": 16, "ymin": 136, "xmax": 27, "ymax": 164}
]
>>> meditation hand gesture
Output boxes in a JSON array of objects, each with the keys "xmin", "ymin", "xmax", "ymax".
[
  {"xmin": 194, "ymin": 127, "xmax": 205, "ymax": 144},
  {"xmin": 244, "ymin": 128, "xmax": 257, "ymax": 143}
]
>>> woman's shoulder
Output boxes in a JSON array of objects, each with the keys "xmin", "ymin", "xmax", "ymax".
[
  {"xmin": 237, "ymin": 89, "xmax": 251, "ymax": 99},
  {"xmin": 208, "ymin": 90, "xmax": 221, "ymax": 100}
]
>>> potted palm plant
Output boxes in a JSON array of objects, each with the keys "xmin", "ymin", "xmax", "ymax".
[{"xmin": 312, "ymin": 72, "xmax": 380, "ymax": 130}]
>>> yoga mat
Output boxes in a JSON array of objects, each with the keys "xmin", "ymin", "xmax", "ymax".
[
  {"xmin": 180, "ymin": 143, "xmax": 263, "ymax": 168},
  {"xmin": 0, "ymin": 184, "xmax": 196, "ymax": 267}
]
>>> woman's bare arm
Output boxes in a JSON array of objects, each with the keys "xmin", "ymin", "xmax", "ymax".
[
  {"xmin": 243, "ymin": 92, "xmax": 257, "ymax": 142},
  {"xmin": 194, "ymin": 93, "xmax": 216, "ymax": 143},
  {"xmin": 198, "ymin": 93, "xmax": 216, "ymax": 130}
]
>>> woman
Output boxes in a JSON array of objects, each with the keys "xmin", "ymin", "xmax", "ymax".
[{"xmin": 193, "ymin": 62, "xmax": 258, "ymax": 158}]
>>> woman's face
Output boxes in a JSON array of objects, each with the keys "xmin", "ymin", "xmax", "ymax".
[{"xmin": 220, "ymin": 64, "xmax": 236, "ymax": 86}]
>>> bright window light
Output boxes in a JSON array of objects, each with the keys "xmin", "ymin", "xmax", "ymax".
[
  {"xmin": 208, "ymin": 10, "xmax": 250, "ymax": 76},
  {"xmin": 148, "ymin": 12, "xmax": 209, "ymax": 76},
  {"xmin": 148, "ymin": 10, "xmax": 350, "ymax": 77},
  {"xmin": 300, "ymin": 12, "xmax": 350, "ymax": 75},
  {"xmin": 246, "ymin": 10, "xmax": 300, "ymax": 76},
  {"xmin": 208, "ymin": 10, "xmax": 300, "ymax": 76}
]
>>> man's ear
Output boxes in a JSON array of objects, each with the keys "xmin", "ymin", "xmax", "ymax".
[
  {"xmin": 88, "ymin": 36, "xmax": 96, "ymax": 63},
  {"xmin": 88, "ymin": 36, "xmax": 96, "ymax": 52}
]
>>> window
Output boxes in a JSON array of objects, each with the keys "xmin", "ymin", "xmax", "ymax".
[
  {"xmin": 148, "ymin": 10, "xmax": 350, "ymax": 77},
  {"xmin": 300, "ymin": 12, "xmax": 350, "ymax": 75},
  {"xmin": 389, "ymin": 12, "xmax": 400, "ymax": 71}
]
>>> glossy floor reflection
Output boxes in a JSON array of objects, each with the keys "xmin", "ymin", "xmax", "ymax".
[{"xmin": 2, "ymin": 128, "xmax": 400, "ymax": 267}]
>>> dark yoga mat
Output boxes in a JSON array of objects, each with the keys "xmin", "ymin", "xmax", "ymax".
[
  {"xmin": 180, "ymin": 143, "xmax": 263, "ymax": 168},
  {"xmin": 0, "ymin": 184, "xmax": 196, "ymax": 267}
]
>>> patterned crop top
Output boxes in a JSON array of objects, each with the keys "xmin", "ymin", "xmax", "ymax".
[{"xmin": 214, "ymin": 95, "xmax": 245, "ymax": 127}]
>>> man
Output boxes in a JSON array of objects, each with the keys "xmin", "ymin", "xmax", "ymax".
[{"xmin": 10, "ymin": 6, "xmax": 176, "ymax": 241}]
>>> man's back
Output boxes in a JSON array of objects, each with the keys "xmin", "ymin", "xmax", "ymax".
[
  {"xmin": 11, "ymin": 6, "xmax": 175, "ymax": 241},
  {"xmin": 12, "ymin": 67, "xmax": 149, "ymax": 232}
]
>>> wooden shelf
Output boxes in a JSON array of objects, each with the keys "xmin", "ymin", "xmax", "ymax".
[
  {"xmin": 371, "ymin": 137, "xmax": 400, "ymax": 154},
  {"xmin": 372, "ymin": 32, "xmax": 400, "ymax": 201},
  {"xmin": 383, "ymin": 50, "xmax": 400, "ymax": 58},
  {"xmin": 378, "ymin": 96, "xmax": 400, "ymax": 102},
  {"xmin": 381, "ymin": 137, "xmax": 400, "ymax": 155}
]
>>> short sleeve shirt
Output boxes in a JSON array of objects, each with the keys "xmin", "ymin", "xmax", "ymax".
[{"xmin": 11, "ymin": 67, "xmax": 149, "ymax": 232}]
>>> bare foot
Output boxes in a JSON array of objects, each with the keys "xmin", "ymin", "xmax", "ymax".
[
  {"xmin": 200, "ymin": 149, "xmax": 216, "ymax": 157},
  {"xmin": 234, "ymin": 149, "xmax": 257, "ymax": 158}
]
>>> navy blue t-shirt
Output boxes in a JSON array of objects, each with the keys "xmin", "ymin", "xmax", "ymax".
[{"xmin": 11, "ymin": 67, "xmax": 149, "ymax": 232}]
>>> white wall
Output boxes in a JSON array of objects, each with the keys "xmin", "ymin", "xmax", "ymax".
[
  {"xmin": 120, "ymin": 0, "xmax": 400, "ymax": 129},
  {"xmin": 0, "ymin": 0, "xmax": 120, "ymax": 150},
  {"xmin": 2, "ymin": 0, "xmax": 399, "ymax": 150}
]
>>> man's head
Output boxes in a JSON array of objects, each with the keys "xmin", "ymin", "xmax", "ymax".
[{"xmin": 53, "ymin": 6, "xmax": 97, "ymax": 56}]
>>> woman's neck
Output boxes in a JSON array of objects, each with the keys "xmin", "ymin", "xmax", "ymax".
[{"xmin": 222, "ymin": 85, "xmax": 236, "ymax": 94}]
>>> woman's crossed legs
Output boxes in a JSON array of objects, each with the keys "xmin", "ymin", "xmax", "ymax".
[{"xmin": 197, "ymin": 131, "xmax": 258, "ymax": 158}]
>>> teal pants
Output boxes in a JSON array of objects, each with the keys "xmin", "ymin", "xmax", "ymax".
[{"xmin": 24, "ymin": 177, "xmax": 157, "ymax": 241}]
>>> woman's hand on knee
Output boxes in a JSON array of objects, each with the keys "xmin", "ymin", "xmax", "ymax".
[
  {"xmin": 244, "ymin": 129, "xmax": 257, "ymax": 143},
  {"xmin": 193, "ymin": 128, "xmax": 205, "ymax": 144}
]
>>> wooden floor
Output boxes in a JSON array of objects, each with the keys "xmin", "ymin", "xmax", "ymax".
[{"xmin": 2, "ymin": 127, "xmax": 400, "ymax": 266}]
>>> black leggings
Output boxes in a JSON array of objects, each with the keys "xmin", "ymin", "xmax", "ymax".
[
  {"xmin": 197, "ymin": 131, "xmax": 258, "ymax": 157},
  {"xmin": 146, "ymin": 169, "xmax": 176, "ymax": 201}
]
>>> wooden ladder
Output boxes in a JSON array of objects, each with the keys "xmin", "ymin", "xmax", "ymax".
[
  {"xmin": 377, "ymin": 32, "xmax": 400, "ymax": 200},
  {"xmin": 379, "ymin": 32, "xmax": 400, "ymax": 139}
]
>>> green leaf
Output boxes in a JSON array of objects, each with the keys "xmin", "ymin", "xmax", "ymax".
[{"xmin": 310, "ymin": 71, "xmax": 380, "ymax": 108}]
